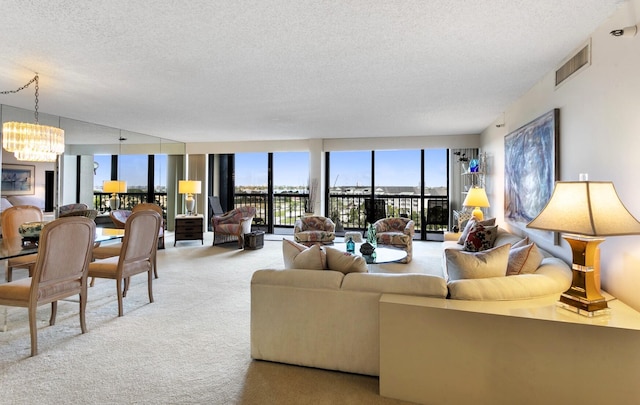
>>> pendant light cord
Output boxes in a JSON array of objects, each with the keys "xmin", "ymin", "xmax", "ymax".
[{"xmin": 0, "ymin": 74, "xmax": 40, "ymax": 123}]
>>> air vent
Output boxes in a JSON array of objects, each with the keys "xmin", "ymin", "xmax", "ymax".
[{"xmin": 555, "ymin": 41, "xmax": 591, "ymax": 87}]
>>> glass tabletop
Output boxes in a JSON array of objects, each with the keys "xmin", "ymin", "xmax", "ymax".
[
  {"xmin": 0, "ymin": 227, "xmax": 124, "ymax": 260},
  {"xmin": 333, "ymin": 243, "xmax": 407, "ymax": 264}
]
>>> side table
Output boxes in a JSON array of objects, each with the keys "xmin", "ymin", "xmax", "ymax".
[{"xmin": 174, "ymin": 214, "xmax": 204, "ymax": 246}]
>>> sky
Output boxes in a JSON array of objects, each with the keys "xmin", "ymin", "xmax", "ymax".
[
  {"xmin": 236, "ymin": 150, "xmax": 448, "ymax": 188},
  {"xmin": 94, "ymin": 149, "xmax": 448, "ymax": 190},
  {"xmin": 94, "ymin": 154, "xmax": 167, "ymax": 190}
]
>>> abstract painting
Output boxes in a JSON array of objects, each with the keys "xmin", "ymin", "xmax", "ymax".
[
  {"xmin": 1, "ymin": 164, "xmax": 35, "ymax": 195},
  {"xmin": 504, "ymin": 109, "xmax": 559, "ymax": 226}
]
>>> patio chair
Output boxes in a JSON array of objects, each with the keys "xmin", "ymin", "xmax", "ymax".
[{"xmin": 0, "ymin": 216, "xmax": 95, "ymax": 356}]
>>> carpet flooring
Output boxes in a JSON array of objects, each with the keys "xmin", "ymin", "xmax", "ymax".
[{"xmin": 0, "ymin": 233, "xmax": 442, "ymax": 404}]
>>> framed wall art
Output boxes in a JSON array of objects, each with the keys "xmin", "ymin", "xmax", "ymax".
[
  {"xmin": 504, "ymin": 109, "xmax": 559, "ymax": 231},
  {"xmin": 1, "ymin": 164, "xmax": 36, "ymax": 195}
]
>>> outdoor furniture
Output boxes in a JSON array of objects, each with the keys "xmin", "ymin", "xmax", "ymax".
[
  {"xmin": 1, "ymin": 205, "xmax": 43, "ymax": 282},
  {"xmin": 293, "ymin": 215, "xmax": 336, "ymax": 246},
  {"xmin": 88, "ymin": 210, "xmax": 162, "ymax": 317},
  {"xmin": 0, "ymin": 216, "xmax": 96, "ymax": 356},
  {"xmin": 212, "ymin": 206, "xmax": 256, "ymax": 248},
  {"xmin": 373, "ymin": 217, "xmax": 415, "ymax": 263}
]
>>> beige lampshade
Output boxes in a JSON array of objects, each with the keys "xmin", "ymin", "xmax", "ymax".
[
  {"xmin": 463, "ymin": 187, "xmax": 490, "ymax": 208},
  {"xmin": 103, "ymin": 180, "xmax": 127, "ymax": 193},
  {"xmin": 179, "ymin": 180, "xmax": 201, "ymax": 195},
  {"xmin": 527, "ymin": 181, "xmax": 640, "ymax": 236}
]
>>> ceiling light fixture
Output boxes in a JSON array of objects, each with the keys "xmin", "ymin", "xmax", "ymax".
[{"xmin": 1, "ymin": 74, "xmax": 65, "ymax": 162}]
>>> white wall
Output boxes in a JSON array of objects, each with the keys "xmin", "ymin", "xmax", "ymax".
[{"xmin": 481, "ymin": 0, "xmax": 640, "ymax": 310}]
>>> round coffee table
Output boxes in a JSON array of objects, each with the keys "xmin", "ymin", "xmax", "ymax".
[{"xmin": 334, "ymin": 243, "xmax": 407, "ymax": 264}]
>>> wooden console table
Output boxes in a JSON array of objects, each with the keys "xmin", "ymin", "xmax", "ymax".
[{"xmin": 379, "ymin": 294, "xmax": 640, "ymax": 405}]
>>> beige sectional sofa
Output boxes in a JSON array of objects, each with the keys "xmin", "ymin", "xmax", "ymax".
[{"xmin": 250, "ymin": 228, "xmax": 572, "ymax": 376}]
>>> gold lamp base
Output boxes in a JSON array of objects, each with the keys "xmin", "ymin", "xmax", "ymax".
[{"xmin": 558, "ymin": 235, "xmax": 610, "ymax": 317}]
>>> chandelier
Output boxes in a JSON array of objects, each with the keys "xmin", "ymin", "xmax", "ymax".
[{"xmin": 1, "ymin": 74, "xmax": 65, "ymax": 162}]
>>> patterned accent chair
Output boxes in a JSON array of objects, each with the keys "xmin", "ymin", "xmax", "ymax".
[
  {"xmin": 58, "ymin": 203, "xmax": 89, "ymax": 217},
  {"xmin": 294, "ymin": 215, "xmax": 336, "ymax": 246},
  {"xmin": 212, "ymin": 206, "xmax": 256, "ymax": 249},
  {"xmin": 373, "ymin": 217, "xmax": 415, "ymax": 263}
]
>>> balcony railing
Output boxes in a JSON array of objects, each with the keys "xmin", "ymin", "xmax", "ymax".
[
  {"xmin": 233, "ymin": 192, "xmax": 449, "ymax": 234},
  {"xmin": 94, "ymin": 192, "xmax": 167, "ymax": 214},
  {"xmin": 94, "ymin": 191, "xmax": 448, "ymax": 235}
]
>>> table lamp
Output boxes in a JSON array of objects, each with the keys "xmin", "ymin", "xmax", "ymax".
[
  {"xmin": 179, "ymin": 180, "xmax": 201, "ymax": 215},
  {"xmin": 463, "ymin": 187, "xmax": 490, "ymax": 220},
  {"xmin": 527, "ymin": 180, "xmax": 640, "ymax": 316},
  {"xmin": 103, "ymin": 180, "xmax": 127, "ymax": 210}
]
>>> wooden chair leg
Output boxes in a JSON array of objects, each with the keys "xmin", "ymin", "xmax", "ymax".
[
  {"xmin": 117, "ymin": 279, "xmax": 124, "ymax": 317},
  {"xmin": 79, "ymin": 291, "xmax": 87, "ymax": 334},
  {"xmin": 49, "ymin": 301, "xmax": 58, "ymax": 326},
  {"xmin": 148, "ymin": 269, "xmax": 154, "ymax": 303},
  {"xmin": 29, "ymin": 305, "xmax": 38, "ymax": 357}
]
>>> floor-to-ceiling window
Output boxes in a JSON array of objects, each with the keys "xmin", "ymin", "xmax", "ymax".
[
  {"xmin": 374, "ymin": 149, "xmax": 421, "ymax": 222},
  {"xmin": 326, "ymin": 148, "xmax": 449, "ymax": 239},
  {"xmin": 423, "ymin": 149, "xmax": 449, "ymax": 234},
  {"xmin": 327, "ymin": 151, "xmax": 372, "ymax": 230},
  {"xmin": 273, "ymin": 152, "xmax": 309, "ymax": 226}
]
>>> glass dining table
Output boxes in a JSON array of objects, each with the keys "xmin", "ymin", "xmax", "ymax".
[{"xmin": 0, "ymin": 227, "xmax": 124, "ymax": 260}]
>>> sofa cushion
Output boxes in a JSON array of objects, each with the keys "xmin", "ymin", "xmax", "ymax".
[
  {"xmin": 463, "ymin": 224, "xmax": 498, "ymax": 252},
  {"xmin": 445, "ymin": 244, "xmax": 510, "ymax": 281},
  {"xmin": 457, "ymin": 217, "xmax": 496, "ymax": 244},
  {"xmin": 447, "ymin": 257, "xmax": 572, "ymax": 300},
  {"xmin": 324, "ymin": 247, "xmax": 368, "ymax": 274},
  {"xmin": 282, "ymin": 239, "xmax": 326, "ymax": 270},
  {"xmin": 251, "ymin": 269, "xmax": 344, "ymax": 290},
  {"xmin": 6, "ymin": 195, "xmax": 46, "ymax": 211},
  {"xmin": 507, "ymin": 243, "xmax": 544, "ymax": 276},
  {"xmin": 341, "ymin": 273, "xmax": 448, "ymax": 298}
]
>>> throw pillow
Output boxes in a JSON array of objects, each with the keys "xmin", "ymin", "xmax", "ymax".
[
  {"xmin": 510, "ymin": 237, "xmax": 530, "ymax": 249},
  {"xmin": 282, "ymin": 239, "xmax": 309, "ymax": 268},
  {"xmin": 445, "ymin": 244, "xmax": 511, "ymax": 281},
  {"xmin": 457, "ymin": 217, "xmax": 496, "ymax": 245},
  {"xmin": 506, "ymin": 243, "xmax": 544, "ymax": 276},
  {"xmin": 463, "ymin": 224, "xmax": 498, "ymax": 252},
  {"xmin": 324, "ymin": 247, "xmax": 368, "ymax": 274},
  {"xmin": 283, "ymin": 240, "xmax": 327, "ymax": 270}
]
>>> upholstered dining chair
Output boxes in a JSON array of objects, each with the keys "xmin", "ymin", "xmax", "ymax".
[
  {"xmin": 132, "ymin": 203, "xmax": 165, "ymax": 250},
  {"xmin": 212, "ymin": 206, "xmax": 256, "ymax": 248},
  {"xmin": 1, "ymin": 205, "xmax": 43, "ymax": 282},
  {"xmin": 372, "ymin": 217, "xmax": 415, "ymax": 263},
  {"xmin": 0, "ymin": 216, "xmax": 96, "ymax": 356},
  {"xmin": 88, "ymin": 210, "xmax": 161, "ymax": 317}
]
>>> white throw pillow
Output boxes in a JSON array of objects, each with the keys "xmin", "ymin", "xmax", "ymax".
[
  {"xmin": 282, "ymin": 239, "xmax": 308, "ymax": 268},
  {"xmin": 506, "ymin": 243, "xmax": 544, "ymax": 276},
  {"xmin": 282, "ymin": 239, "xmax": 326, "ymax": 270},
  {"xmin": 324, "ymin": 247, "xmax": 368, "ymax": 274},
  {"xmin": 445, "ymin": 244, "xmax": 510, "ymax": 281}
]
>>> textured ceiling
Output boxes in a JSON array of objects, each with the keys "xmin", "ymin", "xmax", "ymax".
[{"xmin": 0, "ymin": 0, "xmax": 627, "ymax": 145}]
